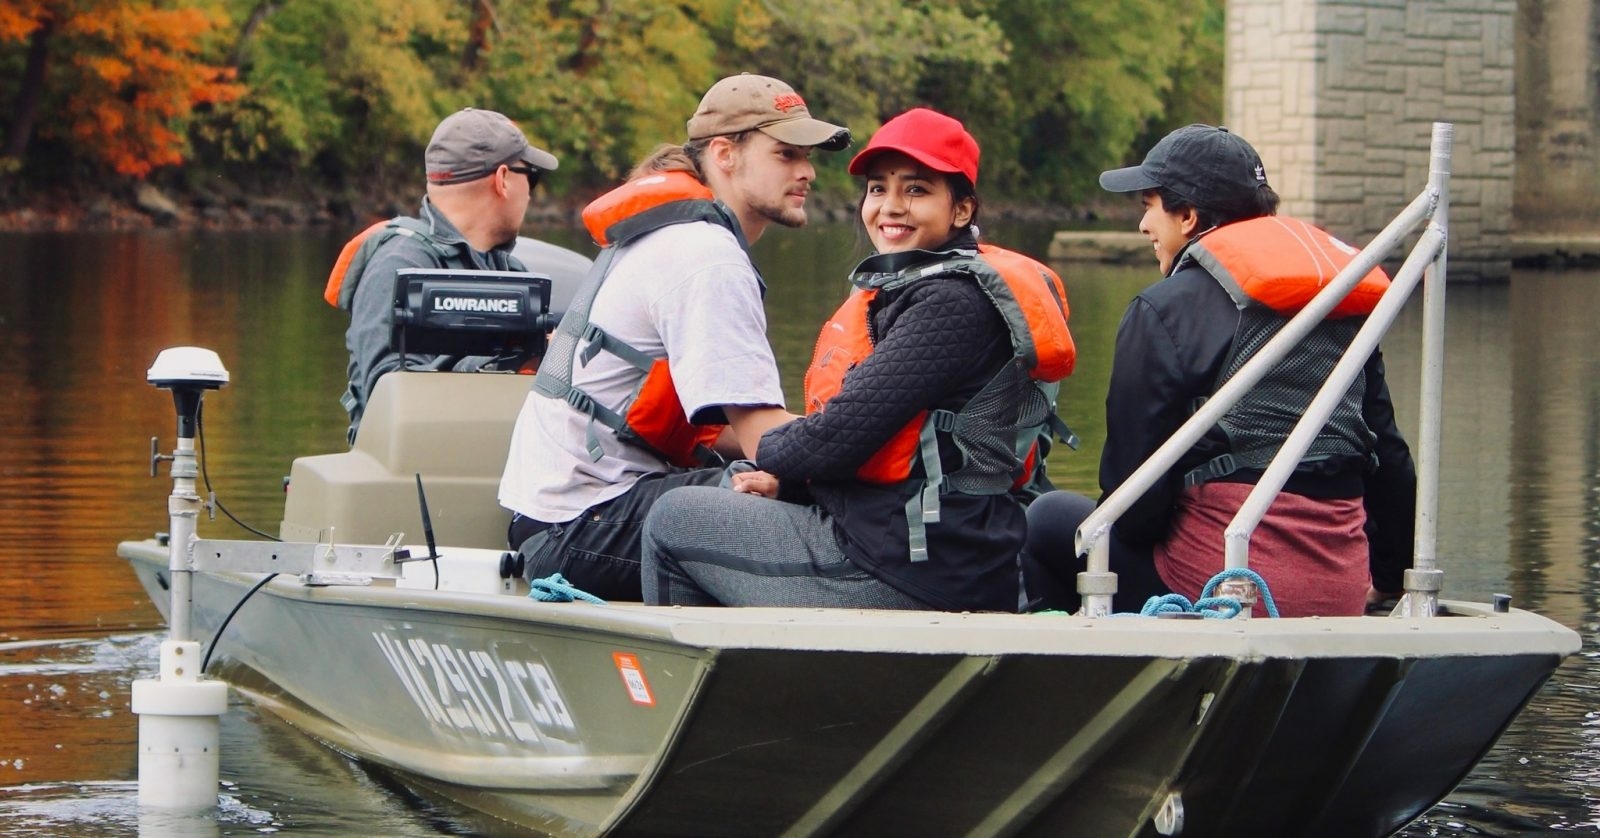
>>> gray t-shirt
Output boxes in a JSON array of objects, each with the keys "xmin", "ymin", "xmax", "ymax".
[{"xmin": 498, "ymin": 220, "xmax": 784, "ymax": 522}]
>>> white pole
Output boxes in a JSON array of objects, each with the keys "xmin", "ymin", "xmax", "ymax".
[
  {"xmin": 133, "ymin": 347, "xmax": 231, "ymax": 811},
  {"xmin": 1403, "ymin": 122, "xmax": 1454, "ymax": 618}
]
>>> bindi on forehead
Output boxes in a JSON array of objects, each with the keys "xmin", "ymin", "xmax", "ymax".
[{"xmin": 868, "ymin": 166, "xmax": 936, "ymax": 182}]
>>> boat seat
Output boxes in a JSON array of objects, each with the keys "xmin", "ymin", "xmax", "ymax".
[{"xmin": 280, "ymin": 371, "xmax": 532, "ymax": 550}]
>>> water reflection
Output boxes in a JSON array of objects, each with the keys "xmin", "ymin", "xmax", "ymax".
[{"xmin": 0, "ymin": 229, "xmax": 1595, "ymax": 833}]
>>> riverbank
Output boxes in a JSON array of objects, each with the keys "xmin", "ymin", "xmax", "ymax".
[
  {"xmin": 0, "ymin": 179, "xmax": 1105, "ymax": 234},
  {"xmin": 1050, "ymin": 230, "xmax": 1600, "ymax": 270}
]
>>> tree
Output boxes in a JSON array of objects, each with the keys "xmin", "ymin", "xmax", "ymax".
[
  {"xmin": 0, "ymin": 0, "xmax": 243, "ymax": 178},
  {"xmin": 200, "ymin": 0, "xmax": 463, "ymax": 182},
  {"xmin": 936, "ymin": 0, "xmax": 1215, "ymax": 204}
]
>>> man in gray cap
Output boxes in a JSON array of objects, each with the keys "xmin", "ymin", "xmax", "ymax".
[
  {"xmin": 331, "ymin": 107, "xmax": 559, "ymax": 443},
  {"xmin": 498, "ymin": 73, "xmax": 849, "ymax": 601}
]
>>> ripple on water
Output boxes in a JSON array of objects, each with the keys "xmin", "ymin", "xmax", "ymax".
[{"xmin": 0, "ymin": 781, "xmax": 280, "ymax": 837}]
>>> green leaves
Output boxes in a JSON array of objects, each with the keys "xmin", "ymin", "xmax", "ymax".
[{"xmin": 1, "ymin": 0, "xmax": 1225, "ymax": 204}]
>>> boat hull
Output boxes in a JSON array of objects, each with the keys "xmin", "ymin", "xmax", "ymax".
[{"xmin": 121, "ymin": 539, "xmax": 1577, "ymax": 837}]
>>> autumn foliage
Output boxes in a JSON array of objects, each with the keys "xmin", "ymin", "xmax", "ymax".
[
  {"xmin": 0, "ymin": 0, "xmax": 242, "ymax": 178},
  {"xmin": 0, "ymin": 0, "xmax": 1222, "ymax": 204}
]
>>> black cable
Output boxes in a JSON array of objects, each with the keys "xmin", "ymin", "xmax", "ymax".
[
  {"xmin": 192, "ymin": 399, "xmax": 282, "ymax": 672},
  {"xmin": 202, "ymin": 572, "xmax": 277, "ymax": 673},
  {"xmin": 196, "ymin": 401, "xmax": 281, "ymax": 542}
]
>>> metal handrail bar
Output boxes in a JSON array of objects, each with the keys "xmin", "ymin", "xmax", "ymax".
[
  {"xmin": 1225, "ymin": 123, "xmax": 1452, "ymax": 618},
  {"xmin": 1074, "ymin": 131, "xmax": 1448, "ymax": 618},
  {"xmin": 1223, "ymin": 224, "xmax": 1445, "ymax": 577},
  {"xmin": 1404, "ymin": 122, "xmax": 1453, "ymax": 617}
]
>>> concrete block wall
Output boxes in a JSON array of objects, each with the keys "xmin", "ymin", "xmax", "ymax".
[
  {"xmin": 1515, "ymin": 0, "xmax": 1600, "ymax": 240},
  {"xmin": 1227, "ymin": 0, "xmax": 1516, "ymax": 279}
]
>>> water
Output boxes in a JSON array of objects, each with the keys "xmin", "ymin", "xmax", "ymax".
[{"xmin": 0, "ymin": 226, "xmax": 1595, "ymax": 835}]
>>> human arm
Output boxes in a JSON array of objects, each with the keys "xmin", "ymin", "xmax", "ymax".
[
  {"xmin": 721, "ymin": 406, "xmax": 798, "ymax": 458},
  {"xmin": 1359, "ymin": 348, "xmax": 1417, "ymax": 594},
  {"xmin": 650, "ymin": 234, "xmax": 788, "ymax": 447},
  {"xmin": 1099, "ymin": 297, "xmax": 1195, "ymax": 546}
]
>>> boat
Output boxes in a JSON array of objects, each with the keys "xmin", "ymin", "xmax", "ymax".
[{"xmin": 118, "ymin": 124, "xmax": 1582, "ymax": 836}]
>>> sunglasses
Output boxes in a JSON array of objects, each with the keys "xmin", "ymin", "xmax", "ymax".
[{"xmin": 506, "ymin": 164, "xmax": 542, "ymax": 190}]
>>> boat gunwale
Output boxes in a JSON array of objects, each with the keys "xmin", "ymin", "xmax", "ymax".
[{"xmin": 119, "ymin": 538, "xmax": 1582, "ymax": 661}]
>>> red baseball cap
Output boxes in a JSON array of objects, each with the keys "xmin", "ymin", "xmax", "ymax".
[{"xmin": 848, "ymin": 108, "xmax": 980, "ymax": 186}]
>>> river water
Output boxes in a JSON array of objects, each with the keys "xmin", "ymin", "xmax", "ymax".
[{"xmin": 0, "ymin": 225, "xmax": 1595, "ymax": 836}]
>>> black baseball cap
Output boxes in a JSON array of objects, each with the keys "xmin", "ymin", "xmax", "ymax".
[{"xmin": 1099, "ymin": 124, "xmax": 1268, "ymax": 211}]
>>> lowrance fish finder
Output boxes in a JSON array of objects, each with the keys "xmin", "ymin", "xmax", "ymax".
[{"xmin": 391, "ymin": 268, "xmax": 557, "ymax": 359}]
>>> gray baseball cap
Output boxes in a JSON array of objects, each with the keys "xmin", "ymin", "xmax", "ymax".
[
  {"xmin": 425, "ymin": 108, "xmax": 558, "ymax": 185},
  {"xmin": 1099, "ymin": 124, "xmax": 1267, "ymax": 210}
]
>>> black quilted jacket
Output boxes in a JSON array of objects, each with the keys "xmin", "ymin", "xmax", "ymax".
[{"xmin": 756, "ymin": 236, "xmax": 1026, "ymax": 612}]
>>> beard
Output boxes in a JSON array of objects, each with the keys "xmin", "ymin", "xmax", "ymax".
[{"xmin": 748, "ymin": 192, "xmax": 809, "ymax": 230}]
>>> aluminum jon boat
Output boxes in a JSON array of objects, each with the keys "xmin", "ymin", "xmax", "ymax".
[{"xmin": 119, "ymin": 123, "xmax": 1580, "ymax": 836}]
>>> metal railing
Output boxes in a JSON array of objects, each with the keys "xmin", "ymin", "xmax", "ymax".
[{"xmin": 1074, "ymin": 122, "xmax": 1453, "ymax": 619}]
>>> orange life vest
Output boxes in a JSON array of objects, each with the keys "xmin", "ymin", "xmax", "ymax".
[
  {"xmin": 1188, "ymin": 215, "xmax": 1388, "ymax": 316},
  {"xmin": 321, "ymin": 216, "xmax": 465, "ymax": 310},
  {"xmin": 531, "ymin": 171, "xmax": 737, "ymax": 467},
  {"xmin": 1178, "ymin": 216, "xmax": 1390, "ymax": 487},
  {"xmin": 804, "ymin": 243, "xmax": 1075, "ymax": 485}
]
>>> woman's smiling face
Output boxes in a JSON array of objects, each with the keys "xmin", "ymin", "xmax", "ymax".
[{"xmin": 860, "ymin": 151, "xmax": 973, "ymax": 253}]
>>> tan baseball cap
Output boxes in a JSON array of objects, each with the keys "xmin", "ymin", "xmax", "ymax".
[
  {"xmin": 425, "ymin": 108, "xmax": 558, "ymax": 185},
  {"xmin": 686, "ymin": 74, "xmax": 850, "ymax": 151}
]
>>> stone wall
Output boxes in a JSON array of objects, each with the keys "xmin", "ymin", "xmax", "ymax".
[
  {"xmin": 1226, "ymin": 0, "xmax": 1517, "ymax": 279},
  {"xmin": 1515, "ymin": 0, "xmax": 1599, "ymax": 239}
]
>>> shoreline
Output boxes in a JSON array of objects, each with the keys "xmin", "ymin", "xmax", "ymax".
[
  {"xmin": 1052, "ymin": 230, "xmax": 1600, "ymax": 270},
  {"xmin": 0, "ymin": 181, "xmax": 1104, "ymax": 235}
]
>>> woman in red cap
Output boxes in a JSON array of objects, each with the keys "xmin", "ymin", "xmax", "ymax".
[{"xmin": 640, "ymin": 108, "xmax": 1075, "ymax": 612}]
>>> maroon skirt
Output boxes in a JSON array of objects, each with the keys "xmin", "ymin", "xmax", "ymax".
[{"xmin": 1153, "ymin": 482, "xmax": 1369, "ymax": 617}]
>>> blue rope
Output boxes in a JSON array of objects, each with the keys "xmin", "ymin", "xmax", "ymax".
[
  {"xmin": 1199, "ymin": 567, "xmax": 1281, "ymax": 618},
  {"xmin": 1067, "ymin": 568, "xmax": 1279, "ymax": 619},
  {"xmin": 1138, "ymin": 593, "xmax": 1242, "ymax": 619},
  {"xmin": 527, "ymin": 573, "xmax": 607, "ymax": 605}
]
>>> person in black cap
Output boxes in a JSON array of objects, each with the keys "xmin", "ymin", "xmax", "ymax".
[
  {"xmin": 1022, "ymin": 124, "xmax": 1416, "ymax": 617},
  {"xmin": 331, "ymin": 108, "xmax": 562, "ymax": 443}
]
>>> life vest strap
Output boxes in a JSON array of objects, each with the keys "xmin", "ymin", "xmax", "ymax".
[
  {"xmin": 563, "ymin": 389, "xmax": 628, "ymax": 463},
  {"xmin": 580, "ymin": 323, "xmax": 655, "ymax": 373},
  {"xmin": 904, "ymin": 415, "xmax": 950, "ymax": 564},
  {"xmin": 1045, "ymin": 411, "xmax": 1080, "ymax": 451},
  {"xmin": 1183, "ymin": 453, "xmax": 1239, "ymax": 488}
]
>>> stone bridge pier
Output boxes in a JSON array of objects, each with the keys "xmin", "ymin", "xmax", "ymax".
[{"xmin": 1226, "ymin": 0, "xmax": 1598, "ymax": 280}]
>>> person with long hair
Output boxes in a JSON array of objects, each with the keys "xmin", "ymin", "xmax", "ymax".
[
  {"xmin": 641, "ymin": 108, "xmax": 1074, "ymax": 612},
  {"xmin": 498, "ymin": 74, "xmax": 849, "ymax": 601}
]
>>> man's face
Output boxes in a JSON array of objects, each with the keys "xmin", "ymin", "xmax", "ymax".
[
  {"xmin": 500, "ymin": 164, "xmax": 534, "ymax": 242},
  {"xmin": 725, "ymin": 132, "xmax": 817, "ymax": 233},
  {"xmin": 1138, "ymin": 190, "xmax": 1198, "ymax": 276}
]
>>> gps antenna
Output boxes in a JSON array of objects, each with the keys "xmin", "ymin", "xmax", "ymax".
[{"xmin": 415, "ymin": 473, "xmax": 440, "ymax": 589}]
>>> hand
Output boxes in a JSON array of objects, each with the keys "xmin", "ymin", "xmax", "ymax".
[
  {"xmin": 731, "ymin": 470, "xmax": 780, "ymax": 498},
  {"xmin": 1365, "ymin": 586, "xmax": 1402, "ymax": 614}
]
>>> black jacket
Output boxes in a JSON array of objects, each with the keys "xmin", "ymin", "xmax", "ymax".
[
  {"xmin": 756, "ymin": 235, "xmax": 1024, "ymax": 612},
  {"xmin": 1102, "ymin": 248, "xmax": 1417, "ymax": 592}
]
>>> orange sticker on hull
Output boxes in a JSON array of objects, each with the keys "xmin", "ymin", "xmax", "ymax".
[{"xmin": 613, "ymin": 652, "xmax": 655, "ymax": 706}]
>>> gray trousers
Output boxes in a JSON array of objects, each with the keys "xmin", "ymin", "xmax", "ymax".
[{"xmin": 641, "ymin": 486, "xmax": 926, "ymax": 609}]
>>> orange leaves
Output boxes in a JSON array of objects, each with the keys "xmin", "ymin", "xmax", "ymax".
[
  {"xmin": 2, "ymin": 0, "xmax": 243, "ymax": 177},
  {"xmin": 0, "ymin": 0, "xmax": 51, "ymax": 42}
]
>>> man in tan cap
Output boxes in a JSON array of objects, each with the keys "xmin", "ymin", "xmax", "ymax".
[
  {"xmin": 332, "ymin": 107, "xmax": 562, "ymax": 442},
  {"xmin": 498, "ymin": 73, "xmax": 849, "ymax": 601}
]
